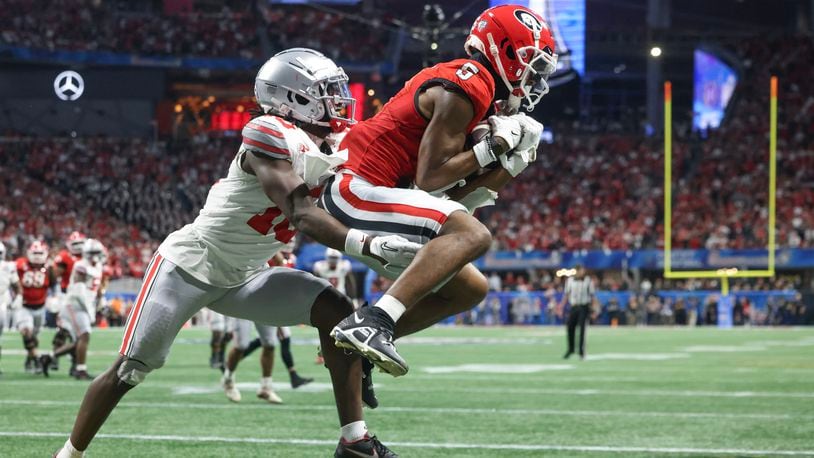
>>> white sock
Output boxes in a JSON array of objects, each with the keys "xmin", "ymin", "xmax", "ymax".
[
  {"xmin": 223, "ymin": 369, "xmax": 234, "ymax": 381},
  {"xmin": 56, "ymin": 439, "xmax": 84, "ymax": 458},
  {"xmin": 374, "ymin": 295, "xmax": 406, "ymax": 322},
  {"xmin": 261, "ymin": 377, "xmax": 272, "ymax": 389},
  {"xmin": 340, "ymin": 420, "xmax": 368, "ymax": 442},
  {"xmin": 76, "ymin": 364, "xmax": 87, "ymax": 372}
]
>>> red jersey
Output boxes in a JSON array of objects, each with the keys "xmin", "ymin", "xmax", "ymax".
[
  {"xmin": 56, "ymin": 249, "xmax": 79, "ymax": 292},
  {"xmin": 16, "ymin": 257, "xmax": 52, "ymax": 308},
  {"xmin": 341, "ymin": 59, "xmax": 495, "ymax": 188}
]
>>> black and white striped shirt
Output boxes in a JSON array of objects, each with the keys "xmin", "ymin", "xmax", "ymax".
[{"xmin": 564, "ymin": 276, "xmax": 595, "ymax": 306}]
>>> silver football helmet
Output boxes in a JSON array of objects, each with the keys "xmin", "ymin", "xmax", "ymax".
[
  {"xmin": 82, "ymin": 238, "xmax": 106, "ymax": 265},
  {"xmin": 254, "ymin": 48, "xmax": 356, "ymax": 130}
]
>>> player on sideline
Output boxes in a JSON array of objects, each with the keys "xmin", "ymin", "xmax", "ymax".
[
  {"xmin": 50, "ymin": 231, "xmax": 88, "ymax": 374},
  {"xmin": 54, "ymin": 48, "xmax": 414, "ymax": 458},
  {"xmin": 16, "ymin": 241, "xmax": 55, "ymax": 374},
  {"xmin": 41, "ymin": 239, "xmax": 107, "ymax": 380},
  {"xmin": 325, "ymin": 4, "xmax": 553, "ymax": 376},
  {"xmin": 221, "ymin": 319, "xmax": 284, "ymax": 404},
  {"xmin": 0, "ymin": 242, "xmax": 23, "ymax": 375}
]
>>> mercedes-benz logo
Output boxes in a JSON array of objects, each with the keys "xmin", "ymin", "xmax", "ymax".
[{"xmin": 54, "ymin": 70, "xmax": 84, "ymax": 101}]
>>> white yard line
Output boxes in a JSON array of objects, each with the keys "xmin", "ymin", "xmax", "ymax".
[
  {"xmin": 1, "ymin": 431, "xmax": 813, "ymax": 456},
  {"xmin": 0, "ymin": 399, "xmax": 810, "ymax": 421},
  {"xmin": 1, "ymin": 379, "xmax": 812, "ymax": 398}
]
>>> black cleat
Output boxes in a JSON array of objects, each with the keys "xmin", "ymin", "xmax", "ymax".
[
  {"xmin": 335, "ymin": 435, "xmax": 398, "ymax": 458},
  {"xmin": 563, "ymin": 351, "xmax": 573, "ymax": 360},
  {"xmin": 74, "ymin": 370, "xmax": 94, "ymax": 381},
  {"xmin": 361, "ymin": 358, "xmax": 378, "ymax": 409},
  {"xmin": 290, "ymin": 373, "xmax": 314, "ymax": 389},
  {"xmin": 39, "ymin": 355, "xmax": 53, "ymax": 378},
  {"xmin": 330, "ymin": 307, "xmax": 408, "ymax": 377}
]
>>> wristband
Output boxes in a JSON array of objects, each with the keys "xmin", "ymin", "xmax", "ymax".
[
  {"xmin": 473, "ymin": 137, "xmax": 497, "ymax": 168},
  {"xmin": 344, "ymin": 228, "xmax": 367, "ymax": 257}
]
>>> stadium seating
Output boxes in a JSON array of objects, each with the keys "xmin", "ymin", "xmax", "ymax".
[{"xmin": 0, "ymin": 0, "xmax": 390, "ymax": 62}]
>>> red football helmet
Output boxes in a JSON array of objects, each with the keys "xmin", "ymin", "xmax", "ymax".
[
  {"xmin": 66, "ymin": 231, "xmax": 87, "ymax": 256},
  {"xmin": 27, "ymin": 241, "xmax": 49, "ymax": 265},
  {"xmin": 465, "ymin": 5, "xmax": 557, "ymax": 113}
]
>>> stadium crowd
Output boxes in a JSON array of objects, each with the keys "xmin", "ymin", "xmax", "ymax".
[{"xmin": 0, "ymin": 0, "xmax": 391, "ymax": 62}]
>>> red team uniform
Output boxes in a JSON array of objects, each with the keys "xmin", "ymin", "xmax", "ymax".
[
  {"xmin": 341, "ymin": 59, "xmax": 494, "ymax": 188},
  {"xmin": 56, "ymin": 249, "xmax": 79, "ymax": 293},
  {"xmin": 16, "ymin": 257, "xmax": 51, "ymax": 309},
  {"xmin": 321, "ymin": 59, "xmax": 495, "ymax": 253}
]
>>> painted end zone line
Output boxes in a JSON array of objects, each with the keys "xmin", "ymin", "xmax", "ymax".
[{"xmin": 2, "ymin": 432, "xmax": 813, "ymax": 456}]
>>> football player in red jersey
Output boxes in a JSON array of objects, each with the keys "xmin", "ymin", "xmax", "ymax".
[
  {"xmin": 50, "ymin": 231, "xmax": 88, "ymax": 374},
  {"xmin": 326, "ymin": 4, "xmax": 556, "ymax": 377},
  {"xmin": 16, "ymin": 241, "xmax": 56, "ymax": 373}
]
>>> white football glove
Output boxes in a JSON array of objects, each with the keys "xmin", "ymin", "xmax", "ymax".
[
  {"xmin": 487, "ymin": 115, "xmax": 523, "ymax": 151},
  {"xmin": 368, "ymin": 235, "xmax": 423, "ymax": 268},
  {"xmin": 458, "ymin": 187, "xmax": 499, "ymax": 214},
  {"xmin": 512, "ymin": 113, "xmax": 544, "ymax": 154},
  {"xmin": 499, "ymin": 147, "xmax": 535, "ymax": 177}
]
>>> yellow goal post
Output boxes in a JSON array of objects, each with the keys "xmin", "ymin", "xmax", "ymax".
[{"xmin": 662, "ymin": 77, "xmax": 778, "ymax": 294}]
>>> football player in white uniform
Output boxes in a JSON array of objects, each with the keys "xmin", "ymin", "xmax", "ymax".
[
  {"xmin": 55, "ymin": 49, "xmax": 414, "ymax": 458},
  {"xmin": 0, "ymin": 242, "xmax": 23, "ymax": 375},
  {"xmin": 41, "ymin": 239, "xmax": 106, "ymax": 380},
  {"xmin": 314, "ymin": 248, "xmax": 356, "ymax": 297},
  {"xmin": 221, "ymin": 318, "xmax": 284, "ymax": 404}
]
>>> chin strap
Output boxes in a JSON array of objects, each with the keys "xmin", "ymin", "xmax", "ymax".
[{"xmin": 487, "ymin": 33, "xmax": 516, "ymax": 108}]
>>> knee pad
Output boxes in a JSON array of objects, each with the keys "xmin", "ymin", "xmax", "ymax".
[
  {"xmin": 117, "ymin": 358, "xmax": 152, "ymax": 386},
  {"xmin": 52, "ymin": 328, "xmax": 72, "ymax": 347},
  {"xmin": 23, "ymin": 335, "xmax": 38, "ymax": 350}
]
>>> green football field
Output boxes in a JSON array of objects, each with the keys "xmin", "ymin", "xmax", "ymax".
[{"xmin": 1, "ymin": 325, "xmax": 813, "ymax": 457}]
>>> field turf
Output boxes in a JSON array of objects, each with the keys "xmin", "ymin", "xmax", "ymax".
[{"xmin": 1, "ymin": 325, "xmax": 813, "ymax": 457}]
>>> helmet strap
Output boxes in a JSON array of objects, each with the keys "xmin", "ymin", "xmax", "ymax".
[{"xmin": 487, "ymin": 33, "xmax": 518, "ymax": 111}]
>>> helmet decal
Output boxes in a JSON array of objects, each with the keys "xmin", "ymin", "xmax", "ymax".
[{"xmin": 514, "ymin": 9, "xmax": 543, "ymax": 33}]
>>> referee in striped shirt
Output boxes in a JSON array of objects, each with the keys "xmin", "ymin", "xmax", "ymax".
[{"xmin": 560, "ymin": 264, "xmax": 596, "ymax": 359}]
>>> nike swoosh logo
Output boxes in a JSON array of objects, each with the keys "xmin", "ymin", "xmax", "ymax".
[
  {"xmin": 380, "ymin": 243, "xmax": 398, "ymax": 253},
  {"xmin": 511, "ymin": 130, "xmax": 520, "ymax": 136},
  {"xmin": 353, "ymin": 313, "xmax": 365, "ymax": 324}
]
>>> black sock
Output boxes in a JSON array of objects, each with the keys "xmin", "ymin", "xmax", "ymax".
[{"xmin": 280, "ymin": 337, "xmax": 294, "ymax": 371}]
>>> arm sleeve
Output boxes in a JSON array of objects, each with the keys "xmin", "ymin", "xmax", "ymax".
[{"xmin": 241, "ymin": 117, "xmax": 291, "ymax": 161}]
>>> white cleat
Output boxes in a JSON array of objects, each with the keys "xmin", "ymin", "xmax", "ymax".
[
  {"xmin": 221, "ymin": 376, "xmax": 242, "ymax": 403},
  {"xmin": 257, "ymin": 386, "xmax": 283, "ymax": 404}
]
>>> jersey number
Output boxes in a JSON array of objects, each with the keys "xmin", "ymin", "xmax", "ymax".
[
  {"xmin": 22, "ymin": 270, "xmax": 46, "ymax": 288},
  {"xmin": 456, "ymin": 62, "xmax": 479, "ymax": 81},
  {"xmin": 247, "ymin": 207, "xmax": 296, "ymax": 243}
]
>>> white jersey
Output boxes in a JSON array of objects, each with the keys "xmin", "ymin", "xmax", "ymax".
[
  {"xmin": 0, "ymin": 261, "xmax": 19, "ymax": 309},
  {"xmin": 159, "ymin": 115, "xmax": 345, "ymax": 287},
  {"xmin": 66, "ymin": 259, "xmax": 104, "ymax": 315},
  {"xmin": 313, "ymin": 259, "xmax": 352, "ymax": 294}
]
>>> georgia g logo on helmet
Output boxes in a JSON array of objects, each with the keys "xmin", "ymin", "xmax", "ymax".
[{"xmin": 514, "ymin": 9, "xmax": 544, "ymax": 33}]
